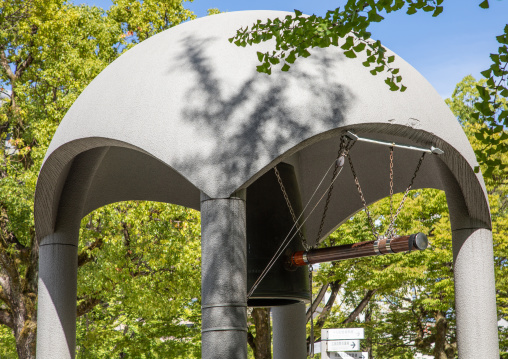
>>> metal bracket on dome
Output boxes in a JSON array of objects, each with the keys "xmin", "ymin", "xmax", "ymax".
[{"xmin": 345, "ymin": 131, "xmax": 444, "ymax": 155}]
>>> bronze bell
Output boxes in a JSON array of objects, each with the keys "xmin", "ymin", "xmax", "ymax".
[{"xmin": 246, "ymin": 162, "xmax": 311, "ymax": 307}]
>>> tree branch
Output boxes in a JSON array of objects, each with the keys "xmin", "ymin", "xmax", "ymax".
[
  {"xmin": 342, "ymin": 289, "xmax": 378, "ymax": 324},
  {"xmin": 77, "ymin": 296, "xmax": 102, "ymax": 317},
  {"xmin": 307, "ymin": 279, "xmax": 341, "ymax": 344},
  {"xmin": 0, "ymin": 308, "xmax": 14, "ymax": 329},
  {"xmin": 78, "ymin": 236, "xmax": 104, "ymax": 267},
  {"xmin": 306, "ymin": 282, "xmax": 329, "ymax": 322},
  {"xmin": 0, "ymin": 49, "xmax": 16, "ymax": 82},
  {"xmin": 0, "ymin": 281, "xmax": 9, "ymax": 304},
  {"xmin": 14, "ymin": 53, "xmax": 33, "ymax": 79}
]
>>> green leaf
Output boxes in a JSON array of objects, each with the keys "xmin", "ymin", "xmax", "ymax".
[
  {"xmin": 294, "ymin": 9, "xmax": 302, "ymax": 16},
  {"xmin": 301, "ymin": 49, "xmax": 311, "ymax": 58},
  {"xmin": 256, "ymin": 51, "xmax": 264, "ymax": 62},
  {"xmin": 400, "ymin": 85, "xmax": 407, "ymax": 92},
  {"xmin": 479, "ymin": 0, "xmax": 489, "ymax": 9},
  {"xmin": 476, "ymin": 85, "xmax": 488, "ymax": 99},
  {"xmin": 480, "ymin": 69, "xmax": 491, "ymax": 78},
  {"xmin": 368, "ymin": 11, "xmax": 384, "ymax": 22},
  {"xmin": 387, "ymin": 55, "xmax": 395, "ymax": 63},
  {"xmin": 353, "ymin": 42, "xmax": 366, "ymax": 52},
  {"xmin": 344, "ymin": 50, "xmax": 357, "ymax": 58},
  {"xmin": 281, "ymin": 63, "xmax": 291, "ymax": 71},
  {"xmin": 341, "ymin": 36, "xmax": 355, "ymax": 50},
  {"xmin": 286, "ymin": 51, "xmax": 297, "ymax": 64},
  {"xmin": 268, "ymin": 57, "xmax": 280, "ymax": 65},
  {"xmin": 433, "ymin": 6, "xmax": 443, "ymax": 17}
]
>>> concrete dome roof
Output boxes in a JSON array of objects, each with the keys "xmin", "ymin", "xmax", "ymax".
[{"xmin": 34, "ymin": 10, "xmax": 489, "ymax": 244}]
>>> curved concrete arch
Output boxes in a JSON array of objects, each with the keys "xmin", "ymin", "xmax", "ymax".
[
  {"xmin": 35, "ymin": 137, "xmax": 200, "ymax": 240},
  {"xmin": 34, "ymin": 10, "xmax": 499, "ymax": 359},
  {"xmin": 36, "ymin": 11, "xmax": 487, "ymax": 219}
]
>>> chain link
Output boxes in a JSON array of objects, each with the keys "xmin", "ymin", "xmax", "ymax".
[
  {"xmin": 315, "ymin": 136, "xmax": 352, "ymax": 244},
  {"xmin": 384, "ymin": 152, "xmax": 426, "ymax": 237},
  {"xmin": 274, "ymin": 165, "xmax": 310, "ymax": 250},
  {"xmin": 347, "ymin": 153, "xmax": 379, "ymax": 239},
  {"xmin": 388, "ymin": 146, "xmax": 394, "ymax": 238}
]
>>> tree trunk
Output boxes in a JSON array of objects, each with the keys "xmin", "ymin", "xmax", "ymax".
[
  {"xmin": 15, "ymin": 320, "xmax": 37, "ymax": 359},
  {"xmin": 364, "ymin": 305, "xmax": 373, "ymax": 359},
  {"xmin": 247, "ymin": 308, "xmax": 272, "ymax": 359},
  {"xmin": 342, "ymin": 289, "xmax": 377, "ymax": 324},
  {"xmin": 433, "ymin": 310, "xmax": 448, "ymax": 359}
]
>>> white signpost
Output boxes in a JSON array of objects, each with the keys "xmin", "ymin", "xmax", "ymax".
[
  {"xmin": 321, "ymin": 328, "xmax": 366, "ymax": 359},
  {"xmin": 328, "ymin": 352, "xmax": 369, "ymax": 359},
  {"xmin": 322, "ymin": 328, "xmax": 365, "ymax": 340},
  {"xmin": 326, "ymin": 340, "xmax": 360, "ymax": 352}
]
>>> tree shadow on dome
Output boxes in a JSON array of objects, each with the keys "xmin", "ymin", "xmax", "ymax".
[{"xmin": 171, "ymin": 34, "xmax": 355, "ymax": 197}]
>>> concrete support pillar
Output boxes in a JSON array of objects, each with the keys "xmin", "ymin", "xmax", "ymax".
[
  {"xmin": 37, "ymin": 232, "xmax": 79, "ymax": 359},
  {"xmin": 272, "ymin": 302, "xmax": 307, "ymax": 359},
  {"xmin": 36, "ymin": 147, "xmax": 109, "ymax": 359},
  {"xmin": 200, "ymin": 191, "xmax": 247, "ymax": 359},
  {"xmin": 442, "ymin": 164, "xmax": 500, "ymax": 358},
  {"xmin": 452, "ymin": 226, "xmax": 499, "ymax": 358}
]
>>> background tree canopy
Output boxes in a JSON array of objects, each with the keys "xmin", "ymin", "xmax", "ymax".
[
  {"xmin": 0, "ymin": 0, "xmax": 201, "ymax": 357},
  {"xmin": 0, "ymin": 0, "xmax": 506, "ymax": 358}
]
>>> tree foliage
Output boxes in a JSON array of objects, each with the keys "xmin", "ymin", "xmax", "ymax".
[
  {"xmin": 76, "ymin": 202, "xmax": 202, "ymax": 358},
  {"xmin": 229, "ymin": 0, "xmax": 445, "ymax": 91},
  {"xmin": 0, "ymin": 0, "xmax": 199, "ymax": 357}
]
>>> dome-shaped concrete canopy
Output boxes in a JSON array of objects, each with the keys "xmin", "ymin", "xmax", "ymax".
[{"xmin": 34, "ymin": 10, "xmax": 490, "ymax": 244}]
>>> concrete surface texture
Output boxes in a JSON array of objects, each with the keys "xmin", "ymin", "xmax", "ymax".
[
  {"xmin": 35, "ymin": 10, "xmax": 490, "ymax": 244},
  {"xmin": 33, "ymin": 10, "xmax": 498, "ymax": 359}
]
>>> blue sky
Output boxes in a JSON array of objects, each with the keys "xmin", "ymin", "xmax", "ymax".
[{"xmin": 77, "ymin": 0, "xmax": 508, "ymax": 99}]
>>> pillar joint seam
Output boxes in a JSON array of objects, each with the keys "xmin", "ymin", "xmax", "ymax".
[
  {"xmin": 201, "ymin": 303, "xmax": 247, "ymax": 309},
  {"xmin": 451, "ymin": 227, "xmax": 491, "ymax": 232},
  {"xmin": 200, "ymin": 197, "xmax": 246, "ymax": 203},
  {"xmin": 39, "ymin": 242, "xmax": 78, "ymax": 248},
  {"xmin": 202, "ymin": 327, "xmax": 248, "ymax": 333}
]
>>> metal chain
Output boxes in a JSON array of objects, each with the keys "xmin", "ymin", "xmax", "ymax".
[
  {"xmin": 347, "ymin": 153, "xmax": 379, "ymax": 239},
  {"xmin": 309, "ymin": 264, "xmax": 314, "ymax": 358},
  {"xmin": 384, "ymin": 152, "xmax": 426, "ymax": 237},
  {"xmin": 388, "ymin": 146, "xmax": 394, "ymax": 238},
  {"xmin": 315, "ymin": 136, "xmax": 352, "ymax": 244},
  {"xmin": 274, "ymin": 166, "xmax": 309, "ymax": 250}
]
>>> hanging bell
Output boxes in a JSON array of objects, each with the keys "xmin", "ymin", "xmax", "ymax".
[{"xmin": 246, "ymin": 163, "xmax": 311, "ymax": 307}]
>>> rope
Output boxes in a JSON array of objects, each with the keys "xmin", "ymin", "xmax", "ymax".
[
  {"xmin": 247, "ymin": 163, "xmax": 346, "ymax": 298},
  {"xmin": 309, "ymin": 264, "xmax": 314, "ymax": 358},
  {"xmin": 247, "ymin": 136, "xmax": 353, "ymax": 298}
]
